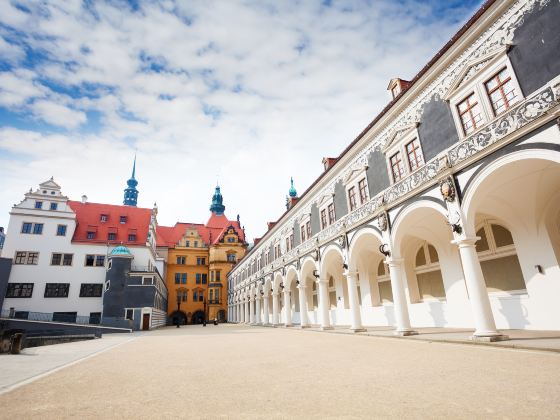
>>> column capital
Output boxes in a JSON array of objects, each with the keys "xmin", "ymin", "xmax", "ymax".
[
  {"xmin": 385, "ymin": 258, "xmax": 404, "ymax": 267},
  {"xmin": 344, "ymin": 270, "xmax": 359, "ymax": 279},
  {"xmin": 297, "ymin": 284, "xmax": 307, "ymax": 290},
  {"xmin": 317, "ymin": 277, "xmax": 329, "ymax": 284},
  {"xmin": 451, "ymin": 236, "xmax": 480, "ymax": 248}
]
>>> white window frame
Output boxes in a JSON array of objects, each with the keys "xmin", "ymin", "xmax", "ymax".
[
  {"xmin": 343, "ymin": 166, "xmax": 369, "ymax": 211},
  {"xmin": 319, "ymin": 197, "xmax": 336, "ymax": 230},
  {"xmin": 446, "ymin": 49, "xmax": 524, "ymax": 140},
  {"xmin": 300, "ymin": 213, "xmax": 311, "ymax": 243}
]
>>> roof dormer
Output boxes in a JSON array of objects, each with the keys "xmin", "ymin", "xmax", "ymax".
[{"xmin": 387, "ymin": 78, "xmax": 411, "ymax": 100}]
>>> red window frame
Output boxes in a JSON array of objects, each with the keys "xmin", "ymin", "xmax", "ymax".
[
  {"xmin": 405, "ymin": 138, "xmax": 424, "ymax": 171},
  {"xmin": 485, "ymin": 67, "xmax": 518, "ymax": 116},
  {"xmin": 457, "ymin": 93, "xmax": 483, "ymax": 135},
  {"xmin": 320, "ymin": 209, "xmax": 327, "ymax": 229},
  {"xmin": 348, "ymin": 186, "xmax": 357, "ymax": 211},
  {"xmin": 300, "ymin": 225, "xmax": 306, "ymax": 242},
  {"xmin": 358, "ymin": 178, "xmax": 368, "ymax": 204},
  {"xmin": 327, "ymin": 203, "xmax": 336, "ymax": 225},
  {"xmin": 390, "ymin": 152, "xmax": 405, "ymax": 182}
]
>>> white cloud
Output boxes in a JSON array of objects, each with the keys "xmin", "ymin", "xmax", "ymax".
[{"xmin": 0, "ymin": 0, "xmax": 480, "ymax": 240}]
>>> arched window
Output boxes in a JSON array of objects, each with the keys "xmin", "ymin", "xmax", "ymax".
[
  {"xmin": 377, "ymin": 261, "xmax": 393, "ymax": 304},
  {"xmin": 414, "ymin": 242, "xmax": 446, "ymax": 300},
  {"xmin": 328, "ymin": 276, "xmax": 337, "ymax": 309},
  {"xmin": 476, "ymin": 221, "xmax": 526, "ymax": 293}
]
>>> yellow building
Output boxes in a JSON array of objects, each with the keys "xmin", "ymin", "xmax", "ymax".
[{"xmin": 157, "ymin": 186, "xmax": 246, "ymax": 324}]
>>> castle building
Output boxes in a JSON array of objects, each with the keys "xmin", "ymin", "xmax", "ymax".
[
  {"xmin": 1, "ymin": 161, "xmax": 167, "ymax": 330},
  {"xmin": 229, "ymin": 0, "xmax": 560, "ymax": 338},
  {"xmin": 157, "ymin": 186, "xmax": 247, "ymax": 325}
]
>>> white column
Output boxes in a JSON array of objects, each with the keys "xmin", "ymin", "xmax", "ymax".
[
  {"xmin": 346, "ymin": 270, "xmax": 365, "ymax": 332},
  {"xmin": 249, "ymin": 295, "xmax": 255, "ymax": 324},
  {"xmin": 237, "ymin": 303, "xmax": 240, "ymax": 323},
  {"xmin": 263, "ymin": 293, "xmax": 270, "ymax": 325},
  {"xmin": 272, "ymin": 292, "xmax": 279, "ymax": 325},
  {"xmin": 454, "ymin": 237, "xmax": 507, "ymax": 340},
  {"xmin": 318, "ymin": 277, "xmax": 332, "ymax": 330},
  {"xmin": 298, "ymin": 284, "xmax": 309, "ymax": 327},
  {"xmin": 244, "ymin": 298, "xmax": 249, "ymax": 324},
  {"xmin": 386, "ymin": 258, "xmax": 417, "ymax": 335},
  {"xmin": 256, "ymin": 295, "xmax": 262, "ymax": 324},
  {"xmin": 284, "ymin": 289, "xmax": 292, "ymax": 326}
]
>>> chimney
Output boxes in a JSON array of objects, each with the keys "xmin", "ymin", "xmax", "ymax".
[
  {"xmin": 254, "ymin": 237, "xmax": 261, "ymax": 246},
  {"xmin": 81, "ymin": 195, "xmax": 88, "ymax": 204},
  {"xmin": 322, "ymin": 157, "xmax": 337, "ymax": 172},
  {"xmin": 267, "ymin": 222, "xmax": 276, "ymax": 231},
  {"xmin": 387, "ymin": 78, "xmax": 411, "ymax": 100}
]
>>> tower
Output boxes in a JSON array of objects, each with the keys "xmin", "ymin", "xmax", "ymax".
[
  {"xmin": 286, "ymin": 177, "xmax": 298, "ymax": 210},
  {"xmin": 123, "ymin": 156, "xmax": 139, "ymax": 207},
  {"xmin": 288, "ymin": 177, "xmax": 297, "ymax": 198},
  {"xmin": 209, "ymin": 185, "xmax": 226, "ymax": 215}
]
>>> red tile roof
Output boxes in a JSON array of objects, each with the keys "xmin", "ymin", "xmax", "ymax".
[
  {"xmin": 68, "ymin": 201, "xmax": 152, "ymax": 245},
  {"xmin": 156, "ymin": 213, "xmax": 245, "ymax": 248}
]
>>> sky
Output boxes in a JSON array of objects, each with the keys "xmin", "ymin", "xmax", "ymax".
[{"xmin": 0, "ymin": 0, "xmax": 483, "ymax": 242}]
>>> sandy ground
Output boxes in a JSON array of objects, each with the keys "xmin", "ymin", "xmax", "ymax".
[{"xmin": 0, "ymin": 324, "xmax": 559, "ymax": 419}]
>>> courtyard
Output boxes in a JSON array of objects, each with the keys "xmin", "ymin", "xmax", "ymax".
[{"xmin": 0, "ymin": 325, "xmax": 559, "ymax": 418}]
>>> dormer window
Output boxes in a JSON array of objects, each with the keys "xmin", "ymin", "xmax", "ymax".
[
  {"xmin": 87, "ymin": 231, "xmax": 95, "ymax": 240},
  {"xmin": 120, "ymin": 216, "xmax": 127, "ymax": 224},
  {"xmin": 387, "ymin": 78, "xmax": 411, "ymax": 100},
  {"xmin": 100, "ymin": 214, "xmax": 108, "ymax": 223}
]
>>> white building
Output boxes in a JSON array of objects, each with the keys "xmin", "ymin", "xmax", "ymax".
[
  {"xmin": 228, "ymin": 0, "xmax": 560, "ymax": 339},
  {"xmin": 1, "ymin": 177, "xmax": 167, "ymax": 328}
]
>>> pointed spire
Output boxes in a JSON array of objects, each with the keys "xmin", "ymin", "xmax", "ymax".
[
  {"xmin": 288, "ymin": 177, "xmax": 297, "ymax": 198},
  {"xmin": 123, "ymin": 155, "xmax": 139, "ymax": 207},
  {"xmin": 209, "ymin": 184, "xmax": 225, "ymax": 215}
]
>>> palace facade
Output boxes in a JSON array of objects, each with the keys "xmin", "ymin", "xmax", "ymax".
[
  {"xmin": 157, "ymin": 186, "xmax": 247, "ymax": 325},
  {"xmin": 228, "ymin": 0, "xmax": 560, "ymax": 339}
]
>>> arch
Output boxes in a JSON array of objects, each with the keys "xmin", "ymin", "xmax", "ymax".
[
  {"xmin": 285, "ymin": 265, "xmax": 299, "ymax": 288},
  {"xmin": 462, "ymin": 149, "xmax": 560, "ymax": 234},
  {"xmin": 348, "ymin": 225, "xmax": 384, "ymax": 267},
  {"xmin": 320, "ymin": 244, "xmax": 345, "ymax": 275},
  {"xmin": 169, "ymin": 310, "xmax": 187, "ymax": 326},
  {"xmin": 191, "ymin": 310, "xmax": 205, "ymax": 324}
]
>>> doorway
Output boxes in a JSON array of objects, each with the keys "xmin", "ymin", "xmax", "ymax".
[{"xmin": 142, "ymin": 313, "xmax": 150, "ymax": 330}]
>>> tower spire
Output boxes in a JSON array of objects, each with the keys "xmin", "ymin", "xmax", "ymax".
[
  {"xmin": 123, "ymin": 155, "xmax": 139, "ymax": 207},
  {"xmin": 209, "ymin": 184, "xmax": 225, "ymax": 215}
]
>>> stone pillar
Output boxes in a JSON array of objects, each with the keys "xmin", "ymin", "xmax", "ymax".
[
  {"xmin": 263, "ymin": 293, "xmax": 270, "ymax": 325},
  {"xmin": 244, "ymin": 298, "xmax": 249, "ymax": 324},
  {"xmin": 272, "ymin": 292, "xmax": 279, "ymax": 325},
  {"xmin": 249, "ymin": 295, "xmax": 255, "ymax": 324},
  {"xmin": 386, "ymin": 259, "xmax": 417, "ymax": 336},
  {"xmin": 284, "ymin": 289, "xmax": 292, "ymax": 327},
  {"xmin": 298, "ymin": 284, "xmax": 309, "ymax": 328},
  {"xmin": 454, "ymin": 237, "xmax": 508, "ymax": 341},
  {"xmin": 346, "ymin": 270, "xmax": 366, "ymax": 332},
  {"xmin": 318, "ymin": 277, "xmax": 333, "ymax": 330},
  {"xmin": 256, "ymin": 295, "xmax": 262, "ymax": 324}
]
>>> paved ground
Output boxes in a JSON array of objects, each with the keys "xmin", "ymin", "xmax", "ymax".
[{"xmin": 0, "ymin": 325, "xmax": 559, "ymax": 419}]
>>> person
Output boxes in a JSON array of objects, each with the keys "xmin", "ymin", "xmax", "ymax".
[{"xmin": 213, "ymin": 317, "xmax": 218, "ymax": 326}]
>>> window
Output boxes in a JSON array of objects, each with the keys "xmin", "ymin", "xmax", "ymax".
[
  {"xmin": 196, "ymin": 257, "xmax": 206, "ymax": 265},
  {"xmin": 414, "ymin": 243, "xmax": 445, "ymax": 301},
  {"xmin": 108, "ymin": 232, "xmax": 117, "ymax": 241},
  {"xmin": 89, "ymin": 312, "xmax": 101, "ymax": 324},
  {"xmin": 300, "ymin": 225, "xmax": 306, "ymax": 242},
  {"xmin": 194, "ymin": 240, "xmax": 198, "ymax": 247},
  {"xmin": 358, "ymin": 178, "xmax": 368, "ymax": 205},
  {"xmin": 348, "ymin": 186, "xmax": 357, "ymax": 211},
  {"xmin": 128, "ymin": 234, "xmax": 137, "ymax": 242},
  {"xmin": 35, "ymin": 201, "xmax": 43, "ymax": 209},
  {"xmin": 227, "ymin": 237, "xmax": 235, "ymax": 243},
  {"xmin": 176, "ymin": 256, "xmax": 186, "ymax": 265},
  {"xmin": 85, "ymin": 254, "xmax": 105, "ymax": 267},
  {"xmin": 177, "ymin": 289, "xmax": 187, "ymax": 302},
  {"xmin": 376, "ymin": 261, "xmax": 393, "ymax": 304},
  {"xmin": 21, "ymin": 222, "xmax": 32, "ymax": 234},
  {"xmin": 202, "ymin": 273, "xmax": 207, "ymax": 284},
  {"xmin": 390, "ymin": 152, "xmax": 405, "ymax": 182},
  {"xmin": 227, "ymin": 253, "xmax": 236, "ymax": 262},
  {"xmin": 327, "ymin": 203, "xmax": 336, "ymax": 225},
  {"xmin": 50, "ymin": 202, "xmax": 58, "ymax": 211},
  {"xmin": 196, "ymin": 273, "xmax": 201, "ymax": 284},
  {"xmin": 175, "ymin": 273, "xmax": 187, "ymax": 284},
  {"xmin": 185, "ymin": 240, "xmax": 190, "ymax": 247},
  {"xmin": 56, "ymin": 225, "xmax": 67, "ymax": 236},
  {"xmin": 320, "ymin": 209, "xmax": 327, "ymax": 229},
  {"xmin": 33, "ymin": 223, "xmax": 43, "ymax": 235},
  {"xmin": 53, "ymin": 312, "xmax": 77, "ymax": 323},
  {"xmin": 100, "ymin": 214, "xmax": 108, "ymax": 222},
  {"xmin": 125, "ymin": 309, "xmax": 134, "ymax": 320},
  {"xmin": 211, "ymin": 271, "xmax": 214, "ymax": 281},
  {"xmin": 405, "ymin": 138, "xmax": 425, "ymax": 172},
  {"xmin": 142, "ymin": 277, "xmax": 154, "ymax": 285},
  {"xmin": 484, "ymin": 67, "xmax": 520, "ymax": 116},
  {"xmin": 6, "ymin": 283, "xmax": 34, "ymax": 298},
  {"xmin": 120, "ymin": 216, "xmax": 127, "ymax": 224},
  {"xmin": 87, "ymin": 231, "xmax": 95, "ymax": 240},
  {"xmin": 476, "ymin": 220, "xmax": 526, "ymax": 293},
  {"xmin": 51, "ymin": 253, "xmax": 73, "ymax": 266},
  {"xmin": 44, "ymin": 283, "xmax": 70, "ymax": 298},
  {"xmin": 14, "ymin": 251, "xmax": 38, "ymax": 265},
  {"xmin": 79, "ymin": 283, "xmax": 103, "ymax": 297},
  {"xmin": 457, "ymin": 93, "xmax": 484, "ymax": 136},
  {"xmin": 306, "ymin": 221, "xmax": 311, "ymax": 239}
]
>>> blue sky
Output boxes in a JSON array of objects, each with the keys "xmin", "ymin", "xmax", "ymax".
[{"xmin": 0, "ymin": 0, "xmax": 482, "ymax": 239}]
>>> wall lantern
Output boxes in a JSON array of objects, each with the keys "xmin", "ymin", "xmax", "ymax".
[
  {"xmin": 379, "ymin": 244, "xmax": 391, "ymax": 257},
  {"xmin": 312, "ymin": 270, "xmax": 320, "ymax": 278},
  {"xmin": 279, "ymin": 282, "xmax": 285, "ymax": 289},
  {"xmin": 296, "ymin": 280, "xmax": 300, "ymax": 285}
]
